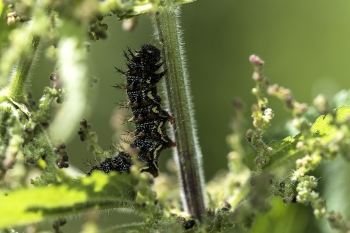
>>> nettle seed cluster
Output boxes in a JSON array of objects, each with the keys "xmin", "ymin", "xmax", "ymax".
[{"xmin": 83, "ymin": 44, "xmax": 175, "ymax": 177}]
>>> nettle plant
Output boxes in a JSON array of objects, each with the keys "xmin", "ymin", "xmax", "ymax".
[{"xmin": 1, "ymin": 1, "xmax": 350, "ymax": 232}]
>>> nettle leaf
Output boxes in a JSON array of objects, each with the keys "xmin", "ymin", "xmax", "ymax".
[
  {"xmin": 257, "ymin": 106, "xmax": 350, "ymax": 173},
  {"xmin": 330, "ymin": 106, "xmax": 350, "ymax": 123},
  {"xmin": 311, "ymin": 106, "xmax": 350, "ymax": 135},
  {"xmin": 248, "ymin": 197, "xmax": 310, "ymax": 233},
  {"xmin": 244, "ymin": 134, "xmax": 303, "ymax": 172},
  {"xmin": 310, "ymin": 114, "xmax": 334, "ymax": 137},
  {"xmin": 263, "ymin": 134, "xmax": 304, "ymax": 173},
  {"xmin": 0, "ymin": 172, "xmax": 140, "ymax": 228}
]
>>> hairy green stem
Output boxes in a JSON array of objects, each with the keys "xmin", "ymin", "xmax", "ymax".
[
  {"xmin": 153, "ymin": 7, "xmax": 206, "ymax": 221},
  {"xmin": 8, "ymin": 39, "xmax": 40, "ymax": 103},
  {"xmin": 7, "ymin": 33, "xmax": 40, "ymax": 103}
]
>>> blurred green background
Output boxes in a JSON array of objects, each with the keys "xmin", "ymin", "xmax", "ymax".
[{"xmin": 30, "ymin": 0, "xmax": 350, "ymax": 232}]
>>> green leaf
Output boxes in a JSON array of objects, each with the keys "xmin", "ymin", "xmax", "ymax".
[
  {"xmin": 310, "ymin": 114, "xmax": 334, "ymax": 137},
  {"xmin": 244, "ymin": 133, "xmax": 304, "ymax": 172},
  {"xmin": 254, "ymin": 106, "xmax": 350, "ymax": 174},
  {"xmin": 248, "ymin": 197, "xmax": 310, "ymax": 233},
  {"xmin": 334, "ymin": 105, "xmax": 350, "ymax": 123},
  {"xmin": 0, "ymin": 172, "xmax": 140, "ymax": 228},
  {"xmin": 311, "ymin": 106, "xmax": 350, "ymax": 136},
  {"xmin": 263, "ymin": 134, "xmax": 304, "ymax": 173}
]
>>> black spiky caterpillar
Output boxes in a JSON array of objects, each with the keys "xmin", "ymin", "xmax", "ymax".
[{"xmin": 85, "ymin": 44, "xmax": 175, "ymax": 177}]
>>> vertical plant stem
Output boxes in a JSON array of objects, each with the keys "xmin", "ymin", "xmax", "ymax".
[
  {"xmin": 7, "ymin": 33, "xmax": 40, "ymax": 103},
  {"xmin": 153, "ymin": 7, "xmax": 206, "ymax": 221}
]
